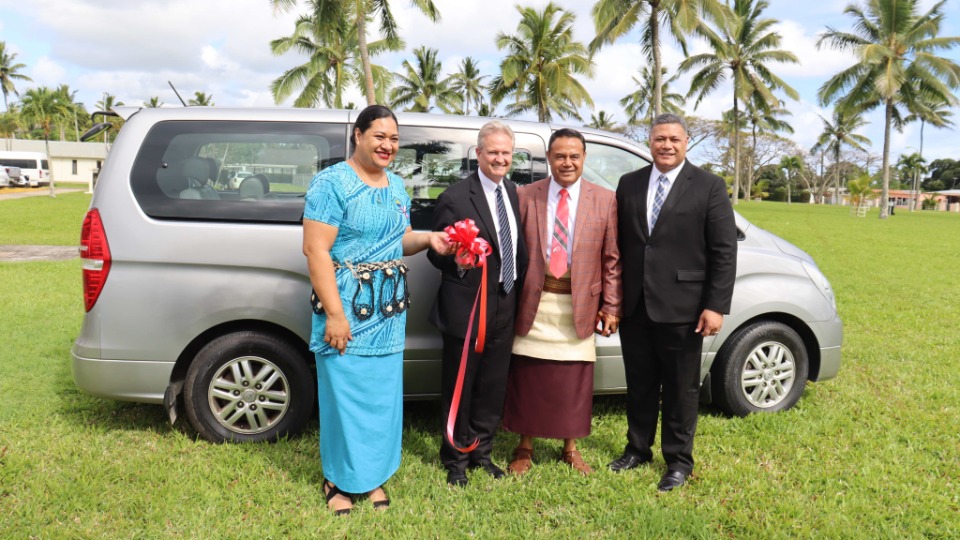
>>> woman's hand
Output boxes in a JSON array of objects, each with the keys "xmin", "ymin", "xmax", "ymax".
[
  {"xmin": 324, "ymin": 313, "xmax": 353, "ymax": 355},
  {"xmin": 430, "ymin": 231, "xmax": 457, "ymax": 256}
]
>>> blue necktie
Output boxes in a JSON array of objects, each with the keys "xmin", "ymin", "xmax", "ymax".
[
  {"xmin": 651, "ymin": 174, "xmax": 668, "ymax": 230},
  {"xmin": 495, "ymin": 185, "xmax": 514, "ymax": 293}
]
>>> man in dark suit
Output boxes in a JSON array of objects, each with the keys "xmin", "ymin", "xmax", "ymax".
[
  {"xmin": 610, "ymin": 113, "xmax": 737, "ymax": 491},
  {"xmin": 428, "ymin": 120, "xmax": 528, "ymax": 487}
]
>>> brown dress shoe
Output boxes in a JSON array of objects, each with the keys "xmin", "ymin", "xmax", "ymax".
[
  {"xmin": 561, "ymin": 450, "xmax": 593, "ymax": 475},
  {"xmin": 508, "ymin": 447, "xmax": 534, "ymax": 475}
]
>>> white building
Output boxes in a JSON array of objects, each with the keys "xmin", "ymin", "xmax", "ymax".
[{"xmin": 1, "ymin": 138, "xmax": 107, "ymax": 185}]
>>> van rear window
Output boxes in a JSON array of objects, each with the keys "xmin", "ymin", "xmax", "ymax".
[{"xmin": 130, "ymin": 120, "xmax": 347, "ymax": 223}]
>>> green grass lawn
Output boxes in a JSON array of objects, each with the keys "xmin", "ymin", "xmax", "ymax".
[
  {"xmin": 0, "ymin": 192, "xmax": 92, "ymax": 245},
  {"xmin": 1, "ymin": 199, "xmax": 959, "ymax": 537}
]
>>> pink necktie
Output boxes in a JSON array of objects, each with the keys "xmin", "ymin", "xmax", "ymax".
[{"xmin": 549, "ymin": 189, "xmax": 569, "ymax": 279}]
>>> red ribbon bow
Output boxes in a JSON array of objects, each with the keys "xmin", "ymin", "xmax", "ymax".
[{"xmin": 442, "ymin": 218, "xmax": 492, "ymax": 454}]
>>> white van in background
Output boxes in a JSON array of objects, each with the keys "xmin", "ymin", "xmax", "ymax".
[{"xmin": 0, "ymin": 151, "xmax": 50, "ymax": 187}]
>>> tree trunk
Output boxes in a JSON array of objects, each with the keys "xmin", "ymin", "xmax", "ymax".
[
  {"xmin": 650, "ymin": 6, "xmax": 662, "ymax": 117},
  {"xmin": 45, "ymin": 136, "xmax": 56, "ymax": 198},
  {"xmin": 834, "ymin": 146, "xmax": 840, "ymax": 206},
  {"xmin": 913, "ymin": 120, "xmax": 926, "ymax": 212},
  {"xmin": 879, "ymin": 100, "xmax": 892, "ymax": 219},
  {"xmin": 748, "ymin": 122, "xmax": 757, "ymax": 201},
  {"xmin": 732, "ymin": 95, "xmax": 740, "ymax": 205},
  {"xmin": 356, "ymin": 9, "xmax": 376, "ymax": 106},
  {"xmin": 786, "ymin": 171, "xmax": 791, "ymax": 204}
]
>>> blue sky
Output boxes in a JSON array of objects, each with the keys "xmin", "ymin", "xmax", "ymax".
[{"xmin": 1, "ymin": 0, "xmax": 958, "ymax": 164}]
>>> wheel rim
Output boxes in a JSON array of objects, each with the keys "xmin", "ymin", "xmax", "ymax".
[
  {"xmin": 740, "ymin": 340, "xmax": 796, "ymax": 409},
  {"xmin": 208, "ymin": 356, "xmax": 291, "ymax": 434}
]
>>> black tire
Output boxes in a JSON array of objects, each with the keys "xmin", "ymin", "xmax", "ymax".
[
  {"xmin": 184, "ymin": 331, "xmax": 315, "ymax": 443},
  {"xmin": 711, "ymin": 321, "xmax": 809, "ymax": 417}
]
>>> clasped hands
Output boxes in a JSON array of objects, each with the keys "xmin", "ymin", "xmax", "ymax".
[{"xmin": 596, "ymin": 311, "xmax": 619, "ymax": 337}]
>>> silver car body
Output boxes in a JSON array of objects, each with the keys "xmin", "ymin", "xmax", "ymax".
[{"xmin": 72, "ymin": 107, "xmax": 840, "ymax": 424}]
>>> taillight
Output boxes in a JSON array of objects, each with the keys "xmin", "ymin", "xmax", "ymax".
[{"xmin": 80, "ymin": 208, "xmax": 111, "ymax": 312}]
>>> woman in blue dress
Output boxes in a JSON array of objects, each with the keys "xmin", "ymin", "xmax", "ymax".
[{"xmin": 303, "ymin": 105, "xmax": 453, "ymax": 515}]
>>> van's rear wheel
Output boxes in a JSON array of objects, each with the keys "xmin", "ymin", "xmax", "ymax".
[
  {"xmin": 184, "ymin": 331, "xmax": 314, "ymax": 442},
  {"xmin": 711, "ymin": 321, "xmax": 809, "ymax": 417}
]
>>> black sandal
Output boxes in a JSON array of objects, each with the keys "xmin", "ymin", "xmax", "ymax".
[
  {"xmin": 323, "ymin": 479, "xmax": 353, "ymax": 516},
  {"xmin": 369, "ymin": 486, "xmax": 390, "ymax": 510}
]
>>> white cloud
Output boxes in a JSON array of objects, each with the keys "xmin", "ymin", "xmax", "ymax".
[{"xmin": 29, "ymin": 57, "xmax": 67, "ymax": 87}]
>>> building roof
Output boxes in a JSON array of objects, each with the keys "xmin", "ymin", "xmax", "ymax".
[{"xmin": 1, "ymin": 138, "xmax": 108, "ymax": 160}]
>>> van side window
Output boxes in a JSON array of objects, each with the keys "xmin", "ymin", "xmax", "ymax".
[
  {"xmin": 398, "ymin": 127, "xmax": 547, "ymax": 230},
  {"xmin": 583, "ymin": 141, "xmax": 650, "ymax": 189},
  {"xmin": 130, "ymin": 121, "xmax": 347, "ymax": 223}
]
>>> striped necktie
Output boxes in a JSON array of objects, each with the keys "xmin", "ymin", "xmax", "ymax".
[
  {"xmin": 651, "ymin": 174, "xmax": 668, "ymax": 230},
  {"xmin": 495, "ymin": 185, "xmax": 514, "ymax": 293},
  {"xmin": 549, "ymin": 188, "xmax": 569, "ymax": 278}
]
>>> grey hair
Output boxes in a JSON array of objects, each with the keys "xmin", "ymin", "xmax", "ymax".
[
  {"xmin": 651, "ymin": 113, "xmax": 689, "ymax": 134},
  {"xmin": 477, "ymin": 120, "xmax": 515, "ymax": 149}
]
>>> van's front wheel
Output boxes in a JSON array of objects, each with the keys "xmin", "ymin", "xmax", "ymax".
[
  {"xmin": 711, "ymin": 321, "xmax": 809, "ymax": 417},
  {"xmin": 184, "ymin": 331, "xmax": 315, "ymax": 442}
]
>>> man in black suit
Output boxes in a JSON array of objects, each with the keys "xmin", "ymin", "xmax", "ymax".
[
  {"xmin": 610, "ymin": 113, "xmax": 737, "ymax": 491},
  {"xmin": 428, "ymin": 120, "xmax": 528, "ymax": 487}
]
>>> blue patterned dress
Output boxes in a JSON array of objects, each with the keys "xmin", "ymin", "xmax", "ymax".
[{"xmin": 303, "ymin": 161, "xmax": 411, "ymax": 494}]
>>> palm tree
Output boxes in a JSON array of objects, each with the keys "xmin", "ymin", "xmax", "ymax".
[
  {"xmin": 0, "ymin": 108, "xmax": 22, "ymax": 149},
  {"xmin": 681, "ymin": 0, "xmax": 799, "ymax": 205},
  {"xmin": 588, "ymin": 110, "xmax": 616, "ymax": 129},
  {"xmin": 54, "ymin": 84, "xmax": 86, "ymax": 141},
  {"xmin": 491, "ymin": 2, "xmax": 594, "ymax": 123},
  {"xmin": 19, "ymin": 87, "xmax": 71, "ymax": 197},
  {"xmin": 897, "ymin": 152, "xmax": 927, "ymax": 211},
  {"xmin": 817, "ymin": 0, "xmax": 960, "ymax": 219},
  {"xmin": 0, "ymin": 42, "xmax": 32, "ymax": 112},
  {"xmin": 390, "ymin": 46, "xmax": 459, "ymax": 113},
  {"xmin": 745, "ymin": 94, "xmax": 793, "ymax": 199},
  {"xmin": 96, "ymin": 93, "xmax": 126, "ymax": 143},
  {"xmin": 269, "ymin": 0, "xmax": 440, "ymax": 106},
  {"xmin": 144, "ymin": 97, "xmax": 164, "ymax": 108},
  {"xmin": 188, "ymin": 92, "xmax": 214, "ymax": 106},
  {"xmin": 779, "ymin": 154, "xmax": 802, "ymax": 204},
  {"xmin": 810, "ymin": 109, "xmax": 870, "ymax": 206},
  {"xmin": 620, "ymin": 66, "xmax": 685, "ymax": 125},
  {"xmin": 590, "ymin": 0, "xmax": 723, "ymax": 116},
  {"xmin": 905, "ymin": 91, "xmax": 954, "ymax": 161},
  {"xmin": 450, "ymin": 57, "xmax": 486, "ymax": 116},
  {"xmin": 846, "ymin": 172, "xmax": 878, "ymax": 212},
  {"xmin": 270, "ymin": 10, "xmax": 399, "ymax": 108}
]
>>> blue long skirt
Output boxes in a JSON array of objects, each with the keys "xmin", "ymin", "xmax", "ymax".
[{"xmin": 315, "ymin": 351, "xmax": 403, "ymax": 494}]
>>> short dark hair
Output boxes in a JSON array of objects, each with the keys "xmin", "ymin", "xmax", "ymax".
[
  {"xmin": 651, "ymin": 113, "xmax": 688, "ymax": 134},
  {"xmin": 351, "ymin": 105, "xmax": 398, "ymax": 152},
  {"xmin": 548, "ymin": 128, "xmax": 586, "ymax": 153}
]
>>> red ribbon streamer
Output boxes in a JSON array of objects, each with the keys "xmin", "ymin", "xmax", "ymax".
[{"xmin": 442, "ymin": 219, "xmax": 491, "ymax": 453}]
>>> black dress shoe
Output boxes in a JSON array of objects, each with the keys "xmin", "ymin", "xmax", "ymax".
[
  {"xmin": 468, "ymin": 460, "xmax": 505, "ymax": 479},
  {"xmin": 446, "ymin": 470, "xmax": 468, "ymax": 487},
  {"xmin": 607, "ymin": 453, "xmax": 651, "ymax": 472},
  {"xmin": 657, "ymin": 470, "xmax": 688, "ymax": 492}
]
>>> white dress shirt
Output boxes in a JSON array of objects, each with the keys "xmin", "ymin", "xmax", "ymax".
[
  {"xmin": 545, "ymin": 176, "xmax": 581, "ymax": 267},
  {"xmin": 478, "ymin": 169, "xmax": 518, "ymax": 284}
]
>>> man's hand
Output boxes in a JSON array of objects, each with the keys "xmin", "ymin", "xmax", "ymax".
[
  {"xmin": 695, "ymin": 309, "xmax": 723, "ymax": 337},
  {"xmin": 596, "ymin": 311, "xmax": 620, "ymax": 337}
]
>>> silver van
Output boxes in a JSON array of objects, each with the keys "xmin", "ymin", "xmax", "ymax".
[{"xmin": 72, "ymin": 107, "xmax": 842, "ymax": 443}]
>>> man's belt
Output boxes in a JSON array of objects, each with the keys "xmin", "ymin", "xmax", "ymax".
[{"xmin": 543, "ymin": 275, "xmax": 572, "ymax": 294}]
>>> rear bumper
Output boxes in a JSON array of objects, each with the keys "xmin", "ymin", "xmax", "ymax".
[{"xmin": 71, "ymin": 350, "xmax": 173, "ymax": 404}]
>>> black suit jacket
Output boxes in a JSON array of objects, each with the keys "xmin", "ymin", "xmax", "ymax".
[
  {"xmin": 616, "ymin": 161, "xmax": 737, "ymax": 323},
  {"xmin": 428, "ymin": 172, "xmax": 528, "ymax": 338}
]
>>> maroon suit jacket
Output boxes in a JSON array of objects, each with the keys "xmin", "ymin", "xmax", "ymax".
[{"xmin": 514, "ymin": 177, "xmax": 622, "ymax": 339}]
